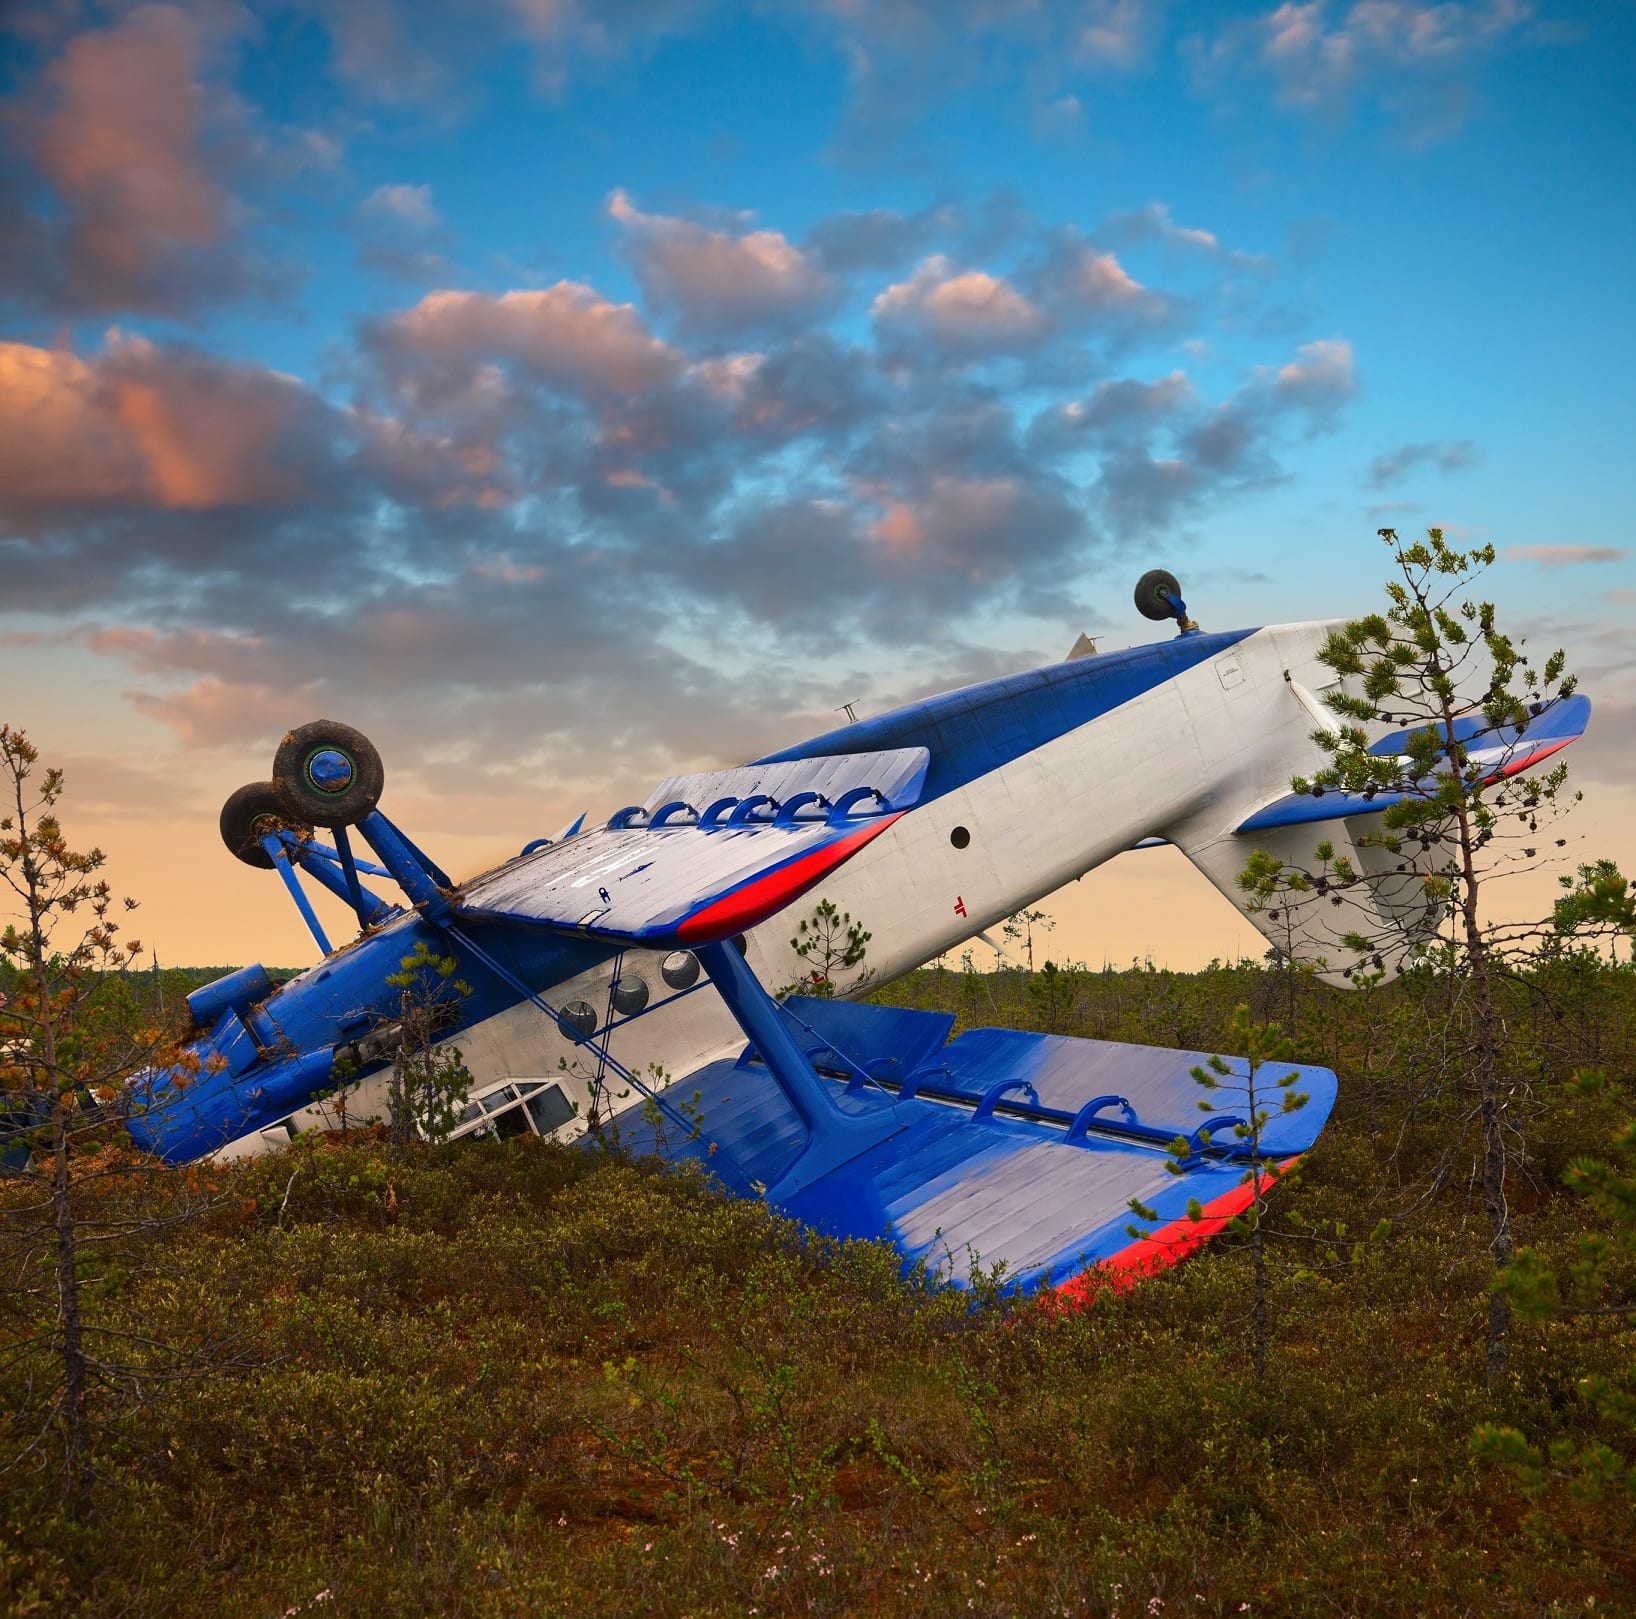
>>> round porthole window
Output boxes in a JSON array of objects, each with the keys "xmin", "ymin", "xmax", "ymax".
[
  {"xmin": 733, "ymin": 933, "xmax": 750, "ymax": 956},
  {"xmin": 661, "ymin": 950, "xmax": 700, "ymax": 990},
  {"xmin": 611, "ymin": 975, "xmax": 649, "ymax": 1016},
  {"xmin": 558, "ymin": 1000, "xmax": 597, "ymax": 1042},
  {"xmin": 950, "ymin": 825, "xmax": 971, "ymax": 849}
]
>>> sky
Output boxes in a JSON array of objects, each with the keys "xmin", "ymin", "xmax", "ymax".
[{"xmin": 2, "ymin": 0, "xmax": 1632, "ymax": 972}]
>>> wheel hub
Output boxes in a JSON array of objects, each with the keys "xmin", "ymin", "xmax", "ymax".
[{"xmin": 305, "ymin": 748, "xmax": 355, "ymax": 795}]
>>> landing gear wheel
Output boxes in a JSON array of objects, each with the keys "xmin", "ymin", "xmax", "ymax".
[
  {"xmin": 1134, "ymin": 568, "xmax": 1183, "ymax": 622},
  {"xmin": 272, "ymin": 720, "xmax": 385, "ymax": 829},
  {"xmin": 220, "ymin": 782, "xmax": 310, "ymax": 869}
]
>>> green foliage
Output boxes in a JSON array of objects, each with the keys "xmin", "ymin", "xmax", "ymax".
[
  {"xmin": 1235, "ymin": 527, "xmax": 1626, "ymax": 1385},
  {"xmin": 786, "ymin": 897, "xmax": 871, "ymax": 999},
  {"xmin": 1024, "ymin": 958, "xmax": 1071, "ymax": 1032},
  {"xmin": 1241, "ymin": 526, "xmax": 1592, "ymax": 980},
  {"xmin": 380, "ymin": 940, "xmax": 474, "ymax": 1146},
  {"xmin": 1553, "ymin": 859, "xmax": 1636, "ymax": 946},
  {"xmin": 1, "ymin": 991, "xmax": 1633, "ymax": 1619},
  {"xmin": 1473, "ymin": 1069, "xmax": 1636, "ymax": 1507},
  {"xmin": 0, "ymin": 725, "xmax": 216, "ymax": 1512},
  {"xmin": 1002, "ymin": 905, "xmax": 1056, "ymax": 973}
]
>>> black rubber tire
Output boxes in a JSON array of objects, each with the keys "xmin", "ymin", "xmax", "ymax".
[
  {"xmin": 220, "ymin": 782, "xmax": 310, "ymax": 869},
  {"xmin": 272, "ymin": 720, "xmax": 385, "ymax": 829},
  {"xmin": 1134, "ymin": 568, "xmax": 1183, "ymax": 622}
]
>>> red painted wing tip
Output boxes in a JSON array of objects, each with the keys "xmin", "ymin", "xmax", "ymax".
[{"xmin": 674, "ymin": 813, "xmax": 903, "ymax": 945}]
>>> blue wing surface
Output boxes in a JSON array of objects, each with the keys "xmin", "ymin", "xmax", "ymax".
[{"xmin": 606, "ymin": 995, "xmax": 1338, "ymax": 1294}]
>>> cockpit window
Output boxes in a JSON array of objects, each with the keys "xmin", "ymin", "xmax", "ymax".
[
  {"xmin": 438, "ymin": 1078, "xmax": 579, "ymax": 1144},
  {"xmin": 524, "ymin": 1083, "xmax": 576, "ymax": 1136}
]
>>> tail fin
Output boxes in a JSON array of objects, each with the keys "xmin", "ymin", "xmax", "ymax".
[
  {"xmin": 1169, "ymin": 690, "xmax": 1591, "ymax": 984},
  {"xmin": 1169, "ymin": 810, "xmax": 1443, "ymax": 984}
]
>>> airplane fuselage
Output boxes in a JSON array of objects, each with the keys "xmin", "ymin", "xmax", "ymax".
[{"xmin": 194, "ymin": 618, "xmax": 1346, "ymax": 1162}]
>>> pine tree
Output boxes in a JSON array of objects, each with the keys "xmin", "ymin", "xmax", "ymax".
[
  {"xmin": 0, "ymin": 726, "xmax": 198, "ymax": 1509},
  {"xmin": 380, "ymin": 940, "xmax": 473, "ymax": 1147},
  {"xmin": 1238, "ymin": 527, "xmax": 1597, "ymax": 1380},
  {"xmin": 788, "ymin": 898, "xmax": 871, "ymax": 999}
]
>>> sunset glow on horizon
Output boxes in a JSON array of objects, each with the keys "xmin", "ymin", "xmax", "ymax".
[{"xmin": 2, "ymin": 1, "xmax": 1631, "ymax": 972}]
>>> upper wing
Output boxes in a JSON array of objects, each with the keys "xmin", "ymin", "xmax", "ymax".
[
  {"xmin": 457, "ymin": 748, "xmax": 927, "ymax": 946},
  {"xmin": 1235, "ymin": 693, "xmax": 1590, "ymax": 834}
]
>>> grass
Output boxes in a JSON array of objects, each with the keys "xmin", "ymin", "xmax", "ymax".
[{"xmin": 3, "ymin": 960, "xmax": 1633, "ymax": 1617}]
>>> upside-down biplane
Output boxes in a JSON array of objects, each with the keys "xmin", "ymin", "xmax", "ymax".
[{"xmin": 129, "ymin": 572, "xmax": 1591, "ymax": 1292}]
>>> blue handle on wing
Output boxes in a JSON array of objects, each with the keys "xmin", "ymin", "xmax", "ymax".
[{"xmin": 457, "ymin": 748, "xmax": 926, "ymax": 947}]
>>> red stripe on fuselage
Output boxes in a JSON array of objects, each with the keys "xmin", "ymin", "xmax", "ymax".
[{"xmin": 675, "ymin": 813, "xmax": 904, "ymax": 945}]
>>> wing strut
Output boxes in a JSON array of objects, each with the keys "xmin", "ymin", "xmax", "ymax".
[
  {"xmin": 694, "ymin": 940, "xmax": 908, "ymax": 1199},
  {"xmin": 440, "ymin": 923, "xmax": 761, "ymax": 1197}
]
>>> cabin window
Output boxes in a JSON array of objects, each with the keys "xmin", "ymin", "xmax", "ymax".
[
  {"xmin": 558, "ymin": 1000, "xmax": 598, "ymax": 1041},
  {"xmin": 950, "ymin": 825, "xmax": 971, "ymax": 849},
  {"xmin": 612, "ymin": 975, "xmax": 649, "ymax": 1016},
  {"xmin": 661, "ymin": 951, "xmax": 700, "ymax": 989}
]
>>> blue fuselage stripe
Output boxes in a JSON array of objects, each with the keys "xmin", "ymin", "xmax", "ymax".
[{"xmin": 755, "ymin": 627, "xmax": 1257, "ymax": 800}]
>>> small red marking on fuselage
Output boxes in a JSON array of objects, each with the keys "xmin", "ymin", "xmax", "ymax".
[{"xmin": 954, "ymin": 895, "xmax": 967, "ymax": 917}]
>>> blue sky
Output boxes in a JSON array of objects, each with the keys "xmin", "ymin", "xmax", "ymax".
[{"xmin": 2, "ymin": 0, "xmax": 1632, "ymax": 966}]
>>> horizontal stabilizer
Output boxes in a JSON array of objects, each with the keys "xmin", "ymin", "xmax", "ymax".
[
  {"xmin": 458, "ymin": 748, "xmax": 927, "ymax": 947},
  {"xmin": 1236, "ymin": 693, "xmax": 1590, "ymax": 833}
]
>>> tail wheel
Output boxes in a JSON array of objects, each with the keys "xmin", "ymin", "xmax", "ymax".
[
  {"xmin": 272, "ymin": 720, "xmax": 385, "ymax": 829},
  {"xmin": 1134, "ymin": 568, "xmax": 1183, "ymax": 622},
  {"xmin": 220, "ymin": 782, "xmax": 310, "ymax": 869}
]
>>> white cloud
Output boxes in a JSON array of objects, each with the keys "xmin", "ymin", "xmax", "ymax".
[
  {"xmin": 1506, "ymin": 545, "xmax": 1629, "ymax": 567},
  {"xmin": 361, "ymin": 183, "xmax": 443, "ymax": 232}
]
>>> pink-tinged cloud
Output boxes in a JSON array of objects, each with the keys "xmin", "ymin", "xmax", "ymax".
[
  {"xmin": 127, "ymin": 676, "xmax": 320, "ymax": 748},
  {"xmin": 1034, "ymin": 371, "xmax": 1197, "ymax": 449},
  {"xmin": 18, "ymin": 4, "xmax": 264, "ymax": 313},
  {"xmin": 1059, "ymin": 245, "xmax": 1156, "ymax": 310},
  {"xmin": 1270, "ymin": 337, "xmax": 1356, "ymax": 407},
  {"xmin": 1196, "ymin": 0, "xmax": 1531, "ymax": 130},
  {"xmin": 872, "ymin": 256, "xmax": 1048, "ymax": 356},
  {"xmin": 351, "ymin": 410, "xmax": 515, "ymax": 509},
  {"xmin": 0, "ymin": 345, "xmax": 149, "ymax": 512},
  {"xmin": 1259, "ymin": 0, "xmax": 1528, "ymax": 85},
  {"xmin": 1076, "ymin": 0, "xmax": 1160, "ymax": 69},
  {"xmin": 1028, "ymin": 238, "xmax": 1171, "ymax": 331},
  {"xmin": 1102, "ymin": 201, "xmax": 1272, "ymax": 270},
  {"xmin": 89, "ymin": 626, "xmax": 284, "ymax": 684},
  {"xmin": 0, "ymin": 337, "xmax": 336, "ymax": 518},
  {"xmin": 1506, "ymin": 545, "xmax": 1629, "ymax": 567},
  {"xmin": 865, "ymin": 474, "xmax": 1079, "ymax": 582},
  {"xmin": 606, "ymin": 190, "xmax": 839, "ymax": 336},
  {"xmin": 379, "ymin": 284, "xmax": 680, "ymax": 396}
]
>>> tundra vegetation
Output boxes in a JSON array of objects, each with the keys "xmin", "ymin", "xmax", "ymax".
[{"xmin": 1, "ymin": 949, "xmax": 1632, "ymax": 1617}]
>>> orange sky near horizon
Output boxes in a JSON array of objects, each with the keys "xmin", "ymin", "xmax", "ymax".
[{"xmin": 46, "ymin": 736, "xmax": 1636, "ymax": 982}]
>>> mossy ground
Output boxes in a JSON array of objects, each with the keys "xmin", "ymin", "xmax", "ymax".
[{"xmin": 3, "ymin": 961, "xmax": 1632, "ymax": 1618}]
